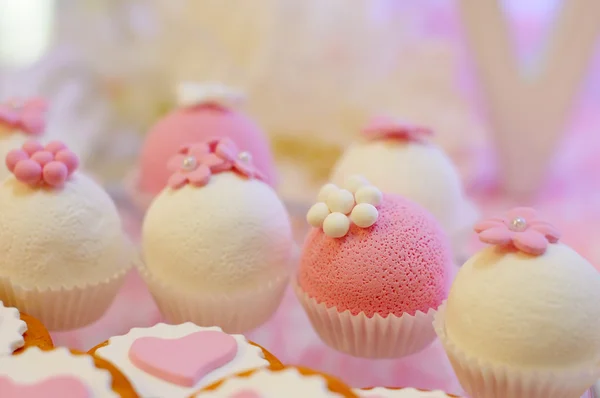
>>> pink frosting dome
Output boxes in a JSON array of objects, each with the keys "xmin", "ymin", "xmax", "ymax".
[
  {"xmin": 298, "ymin": 194, "xmax": 451, "ymax": 318},
  {"xmin": 138, "ymin": 104, "xmax": 277, "ymax": 195}
]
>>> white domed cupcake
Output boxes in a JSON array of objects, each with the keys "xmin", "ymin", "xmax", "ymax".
[
  {"xmin": 434, "ymin": 207, "xmax": 600, "ymax": 398},
  {"xmin": 330, "ymin": 116, "xmax": 477, "ymax": 260},
  {"xmin": 141, "ymin": 137, "xmax": 293, "ymax": 333},
  {"xmin": 0, "ymin": 140, "xmax": 133, "ymax": 330},
  {"xmin": 0, "ymin": 98, "xmax": 47, "ymax": 182}
]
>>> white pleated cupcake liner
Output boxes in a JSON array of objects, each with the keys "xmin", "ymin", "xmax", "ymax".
[
  {"xmin": 294, "ymin": 282, "xmax": 438, "ymax": 359},
  {"xmin": 0, "ymin": 268, "xmax": 129, "ymax": 331},
  {"xmin": 139, "ymin": 266, "xmax": 290, "ymax": 334},
  {"xmin": 434, "ymin": 302, "xmax": 600, "ymax": 398}
]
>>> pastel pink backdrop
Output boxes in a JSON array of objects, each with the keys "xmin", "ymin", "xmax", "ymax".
[{"xmin": 51, "ymin": 2, "xmax": 600, "ymax": 396}]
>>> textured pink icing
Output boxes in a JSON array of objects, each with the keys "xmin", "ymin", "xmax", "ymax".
[
  {"xmin": 128, "ymin": 330, "xmax": 238, "ymax": 387},
  {"xmin": 298, "ymin": 194, "xmax": 451, "ymax": 317},
  {"xmin": 138, "ymin": 105, "xmax": 277, "ymax": 195},
  {"xmin": 0, "ymin": 376, "xmax": 90, "ymax": 398}
]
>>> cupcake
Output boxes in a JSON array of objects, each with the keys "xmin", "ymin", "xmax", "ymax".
[
  {"xmin": 0, "ymin": 301, "xmax": 53, "ymax": 356},
  {"xmin": 296, "ymin": 177, "xmax": 452, "ymax": 358},
  {"xmin": 0, "ymin": 347, "xmax": 136, "ymax": 397},
  {"xmin": 355, "ymin": 387, "xmax": 461, "ymax": 397},
  {"xmin": 195, "ymin": 366, "xmax": 358, "ymax": 397},
  {"xmin": 329, "ymin": 116, "xmax": 477, "ymax": 261},
  {"xmin": 0, "ymin": 98, "xmax": 47, "ymax": 182},
  {"xmin": 127, "ymin": 82, "xmax": 277, "ymax": 209},
  {"xmin": 0, "ymin": 140, "xmax": 133, "ymax": 330},
  {"xmin": 141, "ymin": 137, "xmax": 293, "ymax": 332},
  {"xmin": 434, "ymin": 207, "xmax": 600, "ymax": 398},
  {"xmin": 89, "ymin": 322, "xmax": 281, "ymax": 398}
]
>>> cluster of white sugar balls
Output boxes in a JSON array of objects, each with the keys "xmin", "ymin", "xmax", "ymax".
[{"xmin": 307, "ymin": 175, "xmax": 383, "ymax": 238}]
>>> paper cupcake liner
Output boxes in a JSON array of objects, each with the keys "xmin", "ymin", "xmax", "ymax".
[
  {"xmin": 294, "ymin": 282, "xmax": 438, "ymax": 359},
  {"xmin": 139, "ymin": 266, "xmax": 290, "ymax": 334},
  {"xmin": 434, "ymin": 302, "xmax": 600, "ymax": 398},
  {"xmin": 123, "ymin": 168, "xmax": 155, "ymax": 212},
  {"xmin": 0, "ymin": 269, "xmax": 129, "ymax": 331}
]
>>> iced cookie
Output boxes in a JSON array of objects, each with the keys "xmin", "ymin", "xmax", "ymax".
[{"xmin": 0, "ymin": 301, "xmax": 53, "ymax": 356}]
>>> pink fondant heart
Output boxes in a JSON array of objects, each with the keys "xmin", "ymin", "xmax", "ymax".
[
  {"xmin": 0, "ymin": 376, "xmax": 90, "ymax": 398},
  {"xmin": 230, "ymin": 390, "xmax": 263, "ymax": 398},
  {"xmin": 128, "ymin": 330, "xmax": 238, "ymax": 387}
]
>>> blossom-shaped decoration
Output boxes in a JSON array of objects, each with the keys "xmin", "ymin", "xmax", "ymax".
[
  {"xmin": 474, "ymin": 207, "xmax": 561, "ymax": 255},
  {"xmin": 166, "ymin": 137, "xmax": 265, "ymax": 189},
  {"xmin": 362, "ymin": 115, "xmax": 433, "ymax": 143},
  {"xmin": 0, "ymin": 98, "xmax": 47, "ymax": 135},
  {"xmin": 307, "ymin": 175, "xmax": 383, "ymax": 238},
  {"xmin": 177, "ymin": 82, "xmax": 245, "ymax": 109},
  {"xmin": 5, "ymin": 140, "xmax": 79, "ymax": 187}
]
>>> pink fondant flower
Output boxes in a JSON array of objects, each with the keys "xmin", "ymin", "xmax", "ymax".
[
  {"xmin": 166, "ymin": 138, "xmax": 264, "ymax": 189},
  {"xmin": 5, "ymin": 140, "xmax": 79, "ymax": 187},
  {"xmin": 363, "ymin": 115, "xmax": 433, "ymax": 143},
  {"xmin": 0, "ymin": 98, "xmax": 47, "ymax": 135},
  {"xmin": 474, "ymin": 207, "xmax": 561, "ymax": 255}
]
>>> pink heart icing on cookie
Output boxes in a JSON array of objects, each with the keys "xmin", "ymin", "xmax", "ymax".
[
  {"xmin": 229, "ymin": 390, "xmax": 263, "ymax": 398},
  {"xmin": 128, "ymin": 330, "xmax": 238, "ymax": 387},
  {"xmin": 0, "ymin": 376, "xmax": 90, "ymax": 398}
]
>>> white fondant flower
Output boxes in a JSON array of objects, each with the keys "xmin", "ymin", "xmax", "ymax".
[
  {"xmin": 177, "ymin": 82, "xmax": 245, "ymax": 109},
  {"xmin": 307, "ymin": 176, "xmax": 382, "ymax": 238}
]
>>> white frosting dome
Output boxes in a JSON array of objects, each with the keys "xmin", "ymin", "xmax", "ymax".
[
  {"xmin": 355, "ymin": 387, "xmax": 456, "ymax": 397},
  {"xmin": 95, "ymin": 323, "xmax": 269, "ymax": 398},
  {"xmin": 199, "ymin": 367, "xmax": 345, "ymax": 397},
  {"xmin": 142, "ymin": 172, "xmax": 293, "ymax": 291},
  {"xmin": 445, "ymin": 243, "xmax": 600, "ymax": 368},
  {"xmin": 0, "ymin": 301, "xmax": 26, "ymax": 355},
  {"xmin": 0, "ymin": 347, "xmax": 117, "ymax": 397},
  {"xmin": 330, "ymin": 140, "xmax": 468, "ymax": 235},
  {"xmin": 0, "ymin": 172, "xmax": 130, "ymax": 288}
]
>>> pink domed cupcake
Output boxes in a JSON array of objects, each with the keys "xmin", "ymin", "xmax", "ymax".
[
  {"xmin": 128, "ymin": 82, "xmax": 277, "ymax": 209},
  {"xmin": 296, "ymin": 176, "xmax": 452, "ymax": 358}
]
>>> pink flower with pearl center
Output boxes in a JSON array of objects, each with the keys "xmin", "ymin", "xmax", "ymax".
[
  {"xmin": 5, "ymin": 140, "xmax": 79, "ymax": 187},
  {"xmin": 474, "ymin": 207, "xmax": 560, "ymax": 255},
  {"xmin": 363, "ymin": 115, "xmax": 433, "ymax": 143},
  {"xmin": 166, "ymin": 137, "xmax": 265, "ymax": 189}
]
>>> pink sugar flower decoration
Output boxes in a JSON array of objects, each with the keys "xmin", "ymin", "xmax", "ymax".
[
  {"xmin": 0, "ymin": 98, "xmax": 47, "ymax": 135},
  {"xmin": 474, "ymin": 207, "xmax": 561, "ymax": 255},
  {"xmin": 5, "ymin": 140, "xmax": 79, "ymax": 187},
  {"xmin": 166, "ymin": 137, "xmax": 265, "ymax": 189},
  {"xmin": 363, "ymin": 115, "xmax": 433, "ymax": 143}
]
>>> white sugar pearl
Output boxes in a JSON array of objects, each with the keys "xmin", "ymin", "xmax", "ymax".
[
  {"xmin": 355, "ymin": 185, "xmax": 383, "ymax": 206},
  {"xmin": 326, "ymin": 189, "xmax": 355, "ymax": 214},
  {"xmin": 317, "ymin": 183, "xmax": 339, "ymax": 202},
  {"xmin": 350, "ymin": 203, "xmax": 379, "ymax": 228},
  {"xmin": 306, "ymin": 202, "xmax": 331, "ymax": 228},
  {"xmin": 343, "ymin": 175, "xmax": 370, "ymax": 193},
  {"xmin": 323, "ymin": 212, "xmax": 350, "ymax": 238}
]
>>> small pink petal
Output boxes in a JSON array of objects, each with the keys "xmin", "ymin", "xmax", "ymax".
[
  {"xmin": 31, "ymin": 150, "xmax": 54, "ymax": 166},
  {"xmin": 55, "ymin": 150, "xmax": 80, "ymax": 174},
  {"xmin": 201, "ymin": 153, "xmax": 228, "ymax": 169},
  {"xmin": 215, "ymin": 138, "xmax": 239, "ymax": 161},
  {"xmin": 5, "ymin": 149, "xmax": 28, "ymax": 172},
  {"xmin": 513, "ymin": 231, "xmax": 549, "ymax": 255},
  {"xmin": 167, "ymin": 172, "xmax": 188, "ymax": 189},
  {"xmin": 506, "ymin": 207, "xmax": 538, "ymax": 222},
  {"xmin": 187, "ymin": 164, "xmax": 211, "ymax": 186},
  {"xmin": 473, "ymin": 218, "xmax": 505, "ymax": 233},
  {"xmin": 43, "ymin": 161, "xmax": 68, "ymax": 186},
  {"xmin": 14, "ymin": 159, "xmax": 42, "ymax": 184},
  {"xmin": 167, "ymin": 154, "xmax": 187, "ymax": 172},
  {"xmin": 178, "ymin": 145, "xmax": 192, "ymax": 155},
  {"xmin": 22, "ymin": 140, "xmax": 44, "ymax": 155},
  {"xmin": 233, "ymin": 160, "xmax": 254, "ymax": 177},
  {"xmin": 188, "ymin": 143, "xmax": 211, "ymax": 158},
  {"xmin": 478, "ymin": 227, "xmax": 514, "ymax": 245},
  {"xmin": 45, "ymin": 141, "xmax": 67, "ymax": 154},
  {"xmin": 529, "ymin": 221, "xmax": 561, "ymax": 243}
]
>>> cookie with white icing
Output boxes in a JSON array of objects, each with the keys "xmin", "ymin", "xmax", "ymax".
[
  {"xmin": 0, "ymin": 301, "xmax": 52, "ymax": 356},
  {"xmin": 355, "ymin": 387, "xmax": 461, "ymax": 397},
  {"xmin": 90, "ymin": 323, "xmax": 280, "ymax": 398},
  {"xmin": 0, "ymin": 347, "xmax": 136, "ymax": 397},
  {"xmin": 194, "ymin": 366, "xmax": 358, "ymax": 397}
]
